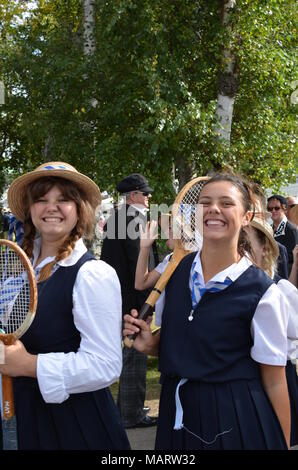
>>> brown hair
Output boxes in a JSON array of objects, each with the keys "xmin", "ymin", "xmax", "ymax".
[
  {"xmin": 22, "ymin": 177, "xmax": 95, "ymax": 282},
  {"xmin": 202, "ymin": 172, "xmax": 256, "ymax": 258}
]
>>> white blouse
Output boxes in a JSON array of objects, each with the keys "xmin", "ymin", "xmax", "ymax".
[
  {"xmin": 155, "ymin": 253, "xmax": 172, "ymax": 275},
  {"xmin": 155, "ymin": 252, "xmax": 289, "ymax": 366},
  {"xmin": 33, "ymin": 238, "xmax": 123, "ymax": 404},
  {"xmin": 154, "ymin": 254, "xmax": 171, "ymax": 327},
  {"xmin": 276, "ymin": 279, "xmax": 298, "ymax": 363}
]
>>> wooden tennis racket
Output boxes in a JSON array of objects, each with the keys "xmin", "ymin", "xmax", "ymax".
[
  {"xmin": 0, "ymin": 239, "xmax": 37, "ymax": 450},
  {"xmin": 124, "ymin": 176, "xmax": 209, "ymax": 347}
]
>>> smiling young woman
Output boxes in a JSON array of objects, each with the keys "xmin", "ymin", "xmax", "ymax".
[
  {"xmin": 0, "ymin": 162, "xmax": 130, "ymax": 450},
  {"xmin": 123, "ymin": 172, "xmax": 290, "ymax": 451},
  {"xmin": 197, "ymin": 179, "xmax": 253, "ymax": 282},
  {"xmin": 23, "ymin": 177, "xmax": 93, "ymax": 281},
  {"xmin": 30, "ymin": 185, "xmax": 78, "ymax": 243}
]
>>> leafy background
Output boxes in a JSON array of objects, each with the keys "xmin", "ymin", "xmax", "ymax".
[{"xmin": 0, "ymin": 0, "xmax": 297, "ymax": 206}]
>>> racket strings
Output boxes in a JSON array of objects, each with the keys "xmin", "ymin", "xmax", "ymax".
[
  {"xmin": 0, "ymin": 247, "xmax": 31, "ymax": 334},
  {"xmin": 173, "ymin": 180, "xmax": 206, "ymax": 252}
]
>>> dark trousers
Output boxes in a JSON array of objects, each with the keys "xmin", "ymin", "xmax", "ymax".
[{"xmin": 117, "ymin": 346, "xmax": 148, "ymax": 427}]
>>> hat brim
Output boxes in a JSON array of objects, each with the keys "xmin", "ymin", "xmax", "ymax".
[
  {"xmin": 8, "ymin": 169, "xmax": 101, "ymax": 222},
  {"xmin": 117, "ymin": 184, "xmax": 153, "ymax": 194},
  {"xmin": 140, "ymin": 184, "xmax": 153, "ymax": 193},
  {"xmin": 250, "ymin": 218, "xmax": 279, "ymax": 258}
]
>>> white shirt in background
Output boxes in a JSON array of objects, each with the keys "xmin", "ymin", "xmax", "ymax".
[{"xmin": 276, "ymin": 279, "xmax": 298, "ymax": 364}]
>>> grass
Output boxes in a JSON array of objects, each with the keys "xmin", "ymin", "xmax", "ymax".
[
  {"xmin": 145, "ymin": 356, "xmax": 161, "ymax": 400},
  {"xmin": 110, "ymin": 315, "xmax": 162, "ymax": 413},
  {"xmin": 111, "ymin": 315, "xmax": 162, "ymax": 401},
  {"xmin": 110, "ymin": 355, "xmax": 161, "ymax": 402}
]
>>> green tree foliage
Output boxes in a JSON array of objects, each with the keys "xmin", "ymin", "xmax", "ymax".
[
  {"xmin": 0, "ymin": 0, "xmax": 296, "ymax": 202},
  {"xmin": 229, "ymin": 0, "xmax": 297, "ymax": 189}
]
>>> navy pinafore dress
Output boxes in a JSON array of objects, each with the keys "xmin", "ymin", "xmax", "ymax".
[
  {"xmin": 156, "ymin": 253, "xmax": 288, "ymax": 450},
  {"xmin": 13, "ymin": 252, "xmax": 130, "ymax": 450}
]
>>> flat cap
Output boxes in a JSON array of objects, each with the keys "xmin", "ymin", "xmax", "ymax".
[{"xmin": 116, "ymin": 173, "xmax": 153, "ymax": 194}]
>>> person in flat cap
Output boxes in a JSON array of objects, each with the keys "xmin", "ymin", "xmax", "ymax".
[
  {"xmin": 101, "ymin": 173, "xmax": 159, "ymax": 429},
  {"xmin": 116, "ymin": 173, "xmax": 153, "ymax": 194},
  {"xmin": 267, "ymin": 194, "xmax": 298, "ymax": 273},
  {"xmin": 0, "ymin": 162, "xmax": 130, "ymax": 450}
]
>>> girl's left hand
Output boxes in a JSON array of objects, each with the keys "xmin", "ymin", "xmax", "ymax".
[
  {"xmin": 140, "ymin": 221, "xmax": 158, "ymax": 249},
  {"xmin": 0, "ymin": 340, "xmax": 37, "ymax": 378}
]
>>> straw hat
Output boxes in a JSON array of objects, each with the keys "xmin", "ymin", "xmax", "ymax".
[
  {"xmin": 8, "ymin": 162, "xmax": 102, "ymax": 222},
  {"xmin": 250, "ymin": 216, "xmax": 279, "ymax": 258}
]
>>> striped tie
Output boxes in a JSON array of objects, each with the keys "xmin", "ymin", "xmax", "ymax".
[{"xmin": 189, "ymin": 261, "xmax": 232, "ymax": 321}]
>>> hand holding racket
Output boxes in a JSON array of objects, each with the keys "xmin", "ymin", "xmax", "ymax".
[
  {"xmin": 124, "ymin": 176, "xmax": 209, "ymax": 348},
  {"xmin": 0, "ymin": 239, "xmax": 37, "ymax": 449}
]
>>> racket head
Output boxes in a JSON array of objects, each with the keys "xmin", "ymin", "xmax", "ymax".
[
  {"xmin": 124, "ymin": 176, "xmax": 209, "ymax": 346},
  {"xmin": 136, "ymin": 177, "xmax": 210, "ymax": 313},
  {"xmin": 0, "ymin": 239, "xmax": 37, "ymax": 344},
  {"xmin": 171, "ymin": 176, "xmax": 209, "ymax": 254}
]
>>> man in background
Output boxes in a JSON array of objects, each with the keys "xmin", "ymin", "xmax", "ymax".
[
  {"xmin": 267, "ymin": 194, "xmax": 298, "ymax": 274},
  {"xmin": 101, "ymin": 173, "xmax": 159, "ymax": 429}
]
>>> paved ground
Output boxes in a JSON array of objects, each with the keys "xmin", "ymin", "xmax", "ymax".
[
  {"xmin": 125, "ymin": 399, "xmax": 158, "ymax": 450},
  {"xmin": 126, "ymin": 426, "xmax": 157, "ymax": 450}
]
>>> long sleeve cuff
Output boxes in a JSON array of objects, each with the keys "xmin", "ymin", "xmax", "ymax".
[{"xmin": 37, "ymin": 353, "xmax": 69, "ymax": 404}]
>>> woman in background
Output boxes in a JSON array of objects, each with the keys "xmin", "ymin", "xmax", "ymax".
[{"xmin": 244, "ymin": 216, "xmax": 298, "ymax": 447}]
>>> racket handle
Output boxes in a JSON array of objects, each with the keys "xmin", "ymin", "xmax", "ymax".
[
  {"xmin": 123, "ymin": 303, "xmax": 154, "ymax": 348},
  {"xmin": 2, "ymin": 415, "xmax": 18, "ymax": 450},
  {"xmin": 2, "ymin": 374, "xmax": 15, "ymax": 419},
  {"xmin": 1, "ymin": 374, "xmax": 18, "ymax": 449}
]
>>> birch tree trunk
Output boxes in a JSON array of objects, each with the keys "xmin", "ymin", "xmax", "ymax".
[
  {"xmin": 42, "ymin": 135, "xmax": 52, "ymax": 161},
  {"xmin": 215, "ymin": 0, "xmax": 238, "ymax": 145},
  {"xmin": 0, "ymin": 81, "xmax": 5, "ymax": 105},
  {"xmin": 83, "ymin": 0, "xmax": 96, "ymax": 56},
  {"xmin": 175, "ymin": 154, "xmax": 195, "ymax": 190},
  {"xmin": 82, "ymin": 0, "xmax": 101, "ymax": 254},
  {"xmin": 83, "ymin": 0, "xmax": 98, "ymax": 109}
]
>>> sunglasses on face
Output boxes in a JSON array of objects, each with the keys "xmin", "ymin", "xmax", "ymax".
[
  {"xmin": 134, "ymin": 191, "xmax": 150, "ymax": 197},
  {"xmin": 267, "ymin": 206, "xmax": 281, "ymax": 212},
  {"xmin": 288, "ymin": 204, "xmax": 296, "ymax": 209}
]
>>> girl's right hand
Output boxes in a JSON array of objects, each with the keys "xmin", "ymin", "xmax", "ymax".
[
  {"xmin": 123, "ymin": 309, "xmax": 154, "ymax": 354},
  {"xmin": 140, "ymin": 221, "xmax": 158, "ymax": 249}
]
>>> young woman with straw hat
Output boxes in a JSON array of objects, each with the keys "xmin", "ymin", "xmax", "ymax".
[{"xmin": 0, "ymin": 162, "xmax": 130, "ymax": 450}]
